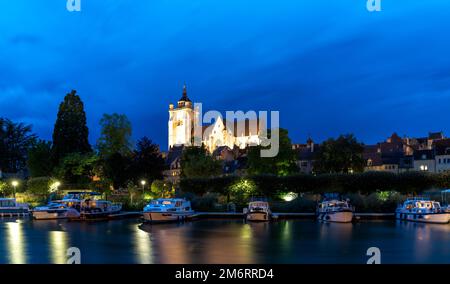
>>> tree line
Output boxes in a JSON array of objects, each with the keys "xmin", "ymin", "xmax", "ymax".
[{"xmin": 1, "ymin": 90, "xmax": 164, "ymax": 198}]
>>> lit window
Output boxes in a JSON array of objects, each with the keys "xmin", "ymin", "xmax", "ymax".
[{"xmin": 420, "ymin": 165, "xmax": 428, "ymax": 171}]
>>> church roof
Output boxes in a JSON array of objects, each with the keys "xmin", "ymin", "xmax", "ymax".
[{"xmin": 178, "ymin": 85, "xmax": 191, "ymax": 103}]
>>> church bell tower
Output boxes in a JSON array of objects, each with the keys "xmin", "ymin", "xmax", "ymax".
[{"xmin": 168, "ymin": 84, "xmax": 196, "ymax": 149}]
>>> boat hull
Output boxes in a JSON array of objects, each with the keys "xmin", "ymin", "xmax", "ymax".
[
  {"xmin": 143, "ymin": 211, "xmax": 193, "ymax": 222},
  {"xmin": 246, "ymin": 212, "xmax": 270, "ymax": 222},
  {"xmin": 32, "ymin": 208, "xmax": 80, "ymax": 220},
  {"xmin": 318, "ymin": 211, "xmax": 353, "ymax": 223},
  {"xmin": 396, "ymin": 212, "xmax": 450, "ymax": 224}
]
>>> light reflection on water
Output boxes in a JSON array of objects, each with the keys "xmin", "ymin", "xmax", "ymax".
[
  {"xmin": 49, "ymin": 231, "xmax": 69, "ymax": 264},
  {"xmin": 6, "ymin": 221, "xmax": 26, "ymax": 264},
  {"xmin": 0, "ymin": 219, "xmax": 449, "ymax": 264}
]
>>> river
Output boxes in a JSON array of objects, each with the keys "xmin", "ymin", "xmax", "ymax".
[{"xmin": 0, "ymin": 218, "xmax": 449, "ymax": 264}]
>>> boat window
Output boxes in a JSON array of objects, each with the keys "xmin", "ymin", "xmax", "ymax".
[
  {"xmin": 175, "ymin": 201, "xmax": 182, "ymax": 207},
  {"xmin": 0, "ymin": 200, "xmax": 15, "ymax": 207}
]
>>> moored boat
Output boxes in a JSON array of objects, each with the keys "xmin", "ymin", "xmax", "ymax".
[
  {"xmin": 32, "ymin": 201, "xmax": 80, "ymax": 220},
  {"xmin": 396, "ymin": 197, "xmax": 450, "ymax": 224},
  {"xmin": 32, "ymin": 192, "xmax": 83, "ymax": 220},
  {"xmin": 77, "ymin": 192, "xmax": 122, "ymax": 220},
  {"xmin": 246, "ymin": 199, "xmax": 271, "ymax": 222},
  {"xmin": 317, "ymin": 199, "xmax": 354, "ymax": 223},
  {"xmin": 143, "ymin": 198, "xmax": 194, "ymax": 222},
  {"xmin": 0, "ymin": 198, "xmax": 30, "ymax": 217}
]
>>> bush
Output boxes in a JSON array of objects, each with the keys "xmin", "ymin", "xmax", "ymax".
[
  {"xmin": 345, "ymin": 191, "xmax": 405, "ymax": 213},
  {"xmin": 27, "ymin": 177, "xmax": 52, "ymax": 196},
  {"xmin": 15, "ymin": 192, "xmax": 47, "ymax": 208},
  {"xmin": 191, "ymin": 193, "xmax": 221, "ymax": 212},
  {"xmin": 180, "ymin": 171, "xmax": 444, "ymax": 198},
  {"xmin": 271, "ymin": 196, "xmax": 317, "ymax": 213}
]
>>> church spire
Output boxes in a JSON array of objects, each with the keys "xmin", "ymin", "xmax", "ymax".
[
  {"xmin": 179, "ymin": 83, "xmax": 191, "ymax": 103},
  {"xmin": 182, "ymin": 83, "xmax": 187, "ymax": 99}
]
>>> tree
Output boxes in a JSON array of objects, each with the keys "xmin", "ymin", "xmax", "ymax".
[
  {"xmin": 180, "ymin": 145, "xmax": 222, "ymax": 178},
  {"xmin": 314, "ymin": 134, "xmax": 365, "ymax": 174},
  {"xmin": 53, "ymin": 152, "xmax": 98, "ymax": 186},
  {"xmin": 0, "ymin": 118, "xmax": 37, "ymax": 173},
  {"xmin": 52, "ymin": 90, "xmax": 91, "ymax": 164},
  {"xmin": 27, "ymin": 140, "xmax": 53, "ymax": 177},
  {"xmin": 247, "ymin": 128, "xmax": 298, "ymax": 176},
  {"xmin": 96, "ymin": 113, "xmax": 132, "ymax": 158},
  {"xmin": 26, "ymin": 177, "xmax": 52, "ymax": 196},
  {"xmin": 100, "ymin": 152, "xmax": 132, "ymax": 189},
  {"xmin": 151, "ymin": 180, "xmax": 174, "ymax": 198},
  {"xmin": 130, "ymin": 137, "xmax": 164, "ymax": 184}
]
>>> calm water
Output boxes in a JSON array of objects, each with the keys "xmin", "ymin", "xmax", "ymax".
[{"xmin": 0, "ymin": 218, "xmax": 449, "ymax": 264}]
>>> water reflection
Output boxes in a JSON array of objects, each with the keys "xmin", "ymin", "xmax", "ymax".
[
  {"xmin": 0, "ymin": 219, "xmax": 450, "ymax": 264},
  {"xmin": 49, "ymin": 231, "xmax": 69, "ymax": 264},
  {"xmin": 6, "ymin": 221, "xmax": 26, "ymax": 264},
  {"xmin": 395, "ymin": 220, "xmax": 450, "ymax": 263},
  {"xmin": 139, "ymin": 223, "xmax": 190, "ymax": 263},
  {"xmin": 134, "ymin": 224, "xmax": 153, "ymax": 264}
]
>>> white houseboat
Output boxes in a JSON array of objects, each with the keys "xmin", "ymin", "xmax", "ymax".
[
  {"xmin": 77, "ymin": 192, "xmax": 122, "ymax": 220},
  {"xmin": 33, "ymin": 192, "xmax": 121, "ymax": 220},
  {"xmin": 0, "ymin": 198, "xmax": 29, "ymax": 217},
  {"xmin": 246, "ymin": 199, "xmax": 272, "ymax": 222},
  {"xmin": 396, "ymin": 197, "xmax": 450, "ymax": 224},
  {"xmin": 317, "ymin": 199, "xmax": 354, "ymax": 223},
  {"xmin": 143, "ymin": 198, "xmax": 194, "ymax": 222},
  {"xmin": 32, "ymin": 201, "xmax": 80, "ymax": 220}
]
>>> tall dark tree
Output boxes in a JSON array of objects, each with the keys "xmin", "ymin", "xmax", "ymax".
[
  {"xmin": 130, "ymin": 137, "xmax": 164, "ymax": 183},
  {"xmin": 314, "ymin": 134, "xmax": 365, "ymax": 174},
  {"xmin": 96, "ymin": 113, "xmax": 132, "ymax": 158},
  {"xmin": 27, "ymin": 140, "xmax": 53, "ymax": 177},
  {"xmin": 52, "ymin": 90, "xmax": 91, "ymax": 164},
  {"xmin": 53, "ymin": 152, "xmax": 98, "ymax": 186},
  {"xmin": 247, "ymin": 128, "xmax": 298, "ymax": 176},
  {"xmin": 0, "ymin": 118, "xmax": 37, "ymax": 173},
  {"xmin": 181, "ymin": 145, "xmax": 222, "ymax": 178},
  {"xmin": 101, "ymin": 152, "xmax": 133, "ymax": 189}
]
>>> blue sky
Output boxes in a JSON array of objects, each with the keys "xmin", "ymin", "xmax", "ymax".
[{"xmin": 1, "ymin": 0, "xmax": 450, "ymax": 150}]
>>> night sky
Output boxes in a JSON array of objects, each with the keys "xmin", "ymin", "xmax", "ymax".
[{"xmin": 1, "ymin": 0, "xmax": 450, "ymax": 150}]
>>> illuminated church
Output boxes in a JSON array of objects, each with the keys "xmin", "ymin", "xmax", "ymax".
[{"xmin": 168, "ymin": 85, "xmax": 262, "ymax": 152}]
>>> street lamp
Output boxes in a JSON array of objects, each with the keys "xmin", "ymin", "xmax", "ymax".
[
  {"xmin": 11, "ymin": 180, "xmax": 18, "ymax": 198},
  {"xmin": 49, "ymin": 181, "xmax": 61, "ymax": 193},
  {"xmin": 140, "ymin": 180, "xmax": 147, "ymax": 198}
]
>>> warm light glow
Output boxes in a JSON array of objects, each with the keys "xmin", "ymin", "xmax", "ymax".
[
  {"xmin": 282, "ymin": 192, "xmax": 298, "ymax": 202},
  {"xmin": 49, "ymin": 181, "xmax": 62, "ymax": 193},
  {"xmin": 141, "ymin": 180, "xmax": 147, "ymax": 186},
  {"xmin": 11, "ymin": 180, "xmax": 19, "ymax": 187},
  {"xmin": 49, "ymin": 231, "xmax": 69, "ymax": 264},
  {"xmin": 6, "ymin": 222, "xmax": 26, "ymax": 264}
]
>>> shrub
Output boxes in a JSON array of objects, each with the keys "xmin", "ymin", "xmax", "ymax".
[
  {"xmin": 27, "ymin": 177, "xmax": 52, "ymax": 196},
  {"xmin": 191, "ymin": 193, "xmax": 221, "ymax": 212}
]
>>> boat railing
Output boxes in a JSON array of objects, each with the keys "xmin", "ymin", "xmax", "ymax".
[
  {"xmin": 405, "ymin": 197, "xmax": 430, "ymax": 201},
  {"xmin": 249, "ymin": 196, "xmax": 268, "ymax": 202}
]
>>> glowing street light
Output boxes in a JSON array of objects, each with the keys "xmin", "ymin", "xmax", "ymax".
[
  {"xmin": 49, "ymin": 181, "xmax": 61, "ymax": 193},
  {"xmin": 282, "ymin": 192, "xmax": 298, "ymax": 202},
  {"xmin": 11, "ymin": 180, "xmax": 19, "ymax": 198},
  {"xmin": 141, "ymin": 180, "xmax": 147, "ymax": 199}
]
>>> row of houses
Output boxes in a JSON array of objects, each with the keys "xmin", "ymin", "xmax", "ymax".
[
  {"xmin": 295, "ymin": 132, "xmax": 450, "ymax": 174},
  {"xmin": 162, "ymin": 131, "xmax": 450, "ymax": 184}
]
